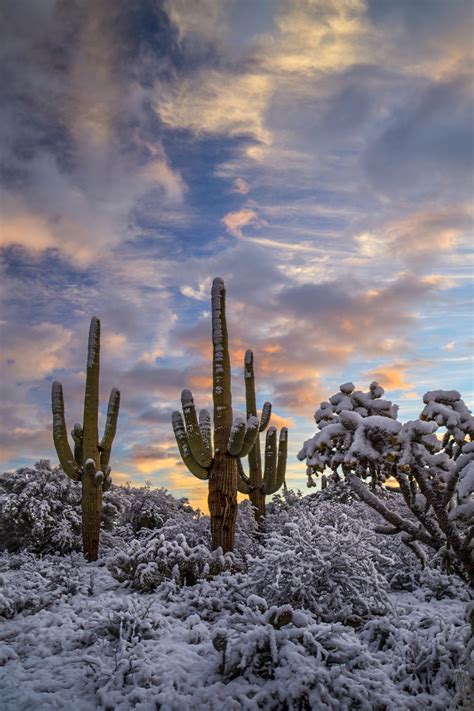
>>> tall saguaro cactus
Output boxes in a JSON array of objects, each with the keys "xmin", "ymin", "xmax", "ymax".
[
  {"xmin": 172, "ymin": 278, "xmax": 261, "ymax": 552},
  {"xmin": 236, "ymin": 350, "xmax": 288, "ymax": 523},
  {"xmin": 51, "ymin": 317, "xmax": 120, "ymax": 561}
]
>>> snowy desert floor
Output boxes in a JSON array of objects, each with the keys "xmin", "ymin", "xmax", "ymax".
[{"xmin": 0, "ymin": 472, "xmax": 472, "ymax": 710}]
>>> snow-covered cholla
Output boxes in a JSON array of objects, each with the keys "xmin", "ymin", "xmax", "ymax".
[{"xmin": 299, "ymin": 383, "xmax": 474, "ymax": 583}]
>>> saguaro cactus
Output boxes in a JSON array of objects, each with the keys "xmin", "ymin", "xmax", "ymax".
[
  {"xmin": 52, "ymin": 317, "xmax": 120, "ymax": 561},
  {"xmin": 236, "ymin": 350, "xmax": 288, "ymax": 522},
  {"xmin": 172, "ymin": 278, "xmax": 261, "ymax": 552}
]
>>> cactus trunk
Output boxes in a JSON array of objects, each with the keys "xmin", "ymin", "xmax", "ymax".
[
  {"xmin": 209, "ymin": 278, "xmax": 237, "ymax": 552},
  {"xmin": 81, "ymin": 318, "xmax": 102, "ymax": 561}
]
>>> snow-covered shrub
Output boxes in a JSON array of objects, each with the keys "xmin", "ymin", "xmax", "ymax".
[
  {"xmin": 299, "ymin": 384, "xmax": 474, "ymax": 582},
  {"xmin": 248, "ymin": 502, "xmax": 391, "ymax": 623},
  {"xmin": 0, "ymin": 552, "xmax": 85, "ymax": 618},
  {"xmin": 212, "ymin": 595, "xmax": 404, "ymax": 709},
  {"xmin": 111, "ymin": 483, "xmax": 198, "ymax": 534},
  {"xmin": 0, "ymin": 461, "xmax": 83, "ymax": 554},
  {"xmin": 359, "ymin": 596, "xmax": 469, "ymax": 706},
  {"xmin": 107, "ymin": 531, "xmax": 232, "ymax": 591}
]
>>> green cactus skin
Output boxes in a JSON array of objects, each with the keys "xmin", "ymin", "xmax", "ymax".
[
  {"xmin": 173, "ymin": 278, "xmax": 268, "ymax": 553},
  {"xmin": 238, "ymin": 350, "xmax": 288, "ymax": 523},
  {"xmin": 51, "ymin": 317, "xmax": 120, "ymax": 562}
]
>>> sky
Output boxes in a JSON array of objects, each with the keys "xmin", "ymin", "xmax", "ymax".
[{"xmin": 1, "ymin": 0, "xmax": 473, "ymax": 511}]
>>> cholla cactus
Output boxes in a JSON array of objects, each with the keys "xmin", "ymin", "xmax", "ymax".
[
  {"xmin": 420, "ymin": 390, "xmax": 474, "ymax": 459},
  {"xmin": 299, "ymin": 384, "xmax": 474, "ymax": 582},
  {"xmin": 236, "ymin": 350, "xmax": 288, "ymax": 523},
  {"xmin": 301, "ymin": 381, "xmax": 397, "ymax": 489},
  {"xmin": 51, "ymin": 317, "xmax": 120, "ymax": 561},
  {"xmin": 172, "ymin": 278, "xmax": 261, "ymax": 552}
]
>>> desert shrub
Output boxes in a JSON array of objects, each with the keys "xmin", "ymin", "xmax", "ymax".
[
  {"xmin": 0, "ymin": 463, "xmax": 203, "ymax": 556},
  {"xmin": 0, "ymin": 461, "xmax": 83, "ymax": 554},
  {"xmin": 107, "ymin": 531, "xmax": 232, "ymax": 591},
  {"xmin": 0, "ymin": 551, "xmax": 85, "ymax": 618},
  {"xmin": 111, "ymin": 483, "xmax": 198, "ymax": 534},
  {"xmin": 248, "ymin": 502, "xmax": 392, "ymax": 623},
  {"xmin": 211, "ymin": 595, "xmax": 404, "ymax": 709}
]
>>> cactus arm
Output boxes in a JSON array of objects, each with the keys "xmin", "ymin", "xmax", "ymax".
[
  {"xmin": 244, "ymin": 350, "xmax": 257, "ymax": 415},
  {"xmin": 237, "ymin": 458, "xmax": 251, "ymax": 494},
  {"xmin": 99, "ymin": 387, "xmax": 120, "ymax": 470},
  {"xmin": 199, "ymin": 409, "xmax": 213, "ymax": 460},
  {"xmin": 82, "ymin": 317, "xmax": 100, "ymax": 465},
  {"xmin": 71, "ymin": 423, "xmax": 84, "ymax": 467},
  {"xmin": 239, "ymin": 415, "xmax": 260, "ymax": 457},
  {"xmin": 262, "ymin": 426, "xmax": 278, "ymax": 494},
  {"xmin": 181, "ymin": 390, "xmax": 213, "ymax": 467},
  {"xmin": 259, "ymin": 402, "xmax": 272, "ymax": 432},
  {"xmin": 172, "ymin": 411, "xmax": 209, "ymax": 480},
  {"xmin": 100, "ymin": 388, "xmax": 120, "ymax": 451},
  {"xmin": 84, "ymin": 458, "xmax": 104, "ymax": 487},
  {"xmin": 266, "ymin": 427, "xmax": 288, "ymax": 495},
  {"xmin": 51, "ymin": 381, "xmax": 81, "ymax": 481},
  {"xmin": 228, "ymin": 415, "xmax": 261, "ymax": 457},
  {"xmin": 228, "ymin": 417, "xmax": 246, "ymax": 456}
]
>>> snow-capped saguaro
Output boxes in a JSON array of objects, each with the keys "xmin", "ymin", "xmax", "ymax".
[
  {"xmin": 52, "ymin": 317, "xmax": 120, "ymax": 562},
  {"xmin": 172, "ymin": 278, "xmax": 262, "ymax": 552},
  {"xmin": 237, "ymin": 350, "xmax": 287, "ymax": 523}
]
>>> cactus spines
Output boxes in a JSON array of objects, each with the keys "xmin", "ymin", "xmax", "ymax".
[
  {"xmin": 173, "ymin": 277, "xmax": 267, "ymax": 552},
  {"xmin": 51, "ymin": 317, "xmax": 120, "ymax": 561},
  {"xmin": 237, "ymin": 350, "xmax": 288, "ymax": 522}
]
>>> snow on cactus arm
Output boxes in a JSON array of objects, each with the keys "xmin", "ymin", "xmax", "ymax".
[
  {"xmin": 99, "ymin": 387, "xmax": 120, "ymax": 471},
  {"xmin": 259, "ymin": 402, "xmax": 272, "ymax": 432},
  {"xmin": 266, "ymin": 427, "xmax": 288, "ymax": 495},
  {"xmin": 181, "ymin": 390, "xmax": 212, "ymax": 468},
  {"xmin": 172, "ymin": 411, "xmax": 209, "ymax": 480},
  {"xmin": 51, "ymin": 382, "xmax": 82, "ymax": 481},
  {"xmin": 238, "ymin": 416, "xmax": 260, "ymax": 458},
  {"xmin": 227, "ymin": 417, "xmax": 246, "ymax": 456},
  {"xmin": 263, "ymin": 427, "xmax": 278, "ymax": 494}
]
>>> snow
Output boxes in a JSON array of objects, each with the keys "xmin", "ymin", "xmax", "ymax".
[{"xmin": 0, "ymin": 467, "xmax": 472, "ymax": 710}]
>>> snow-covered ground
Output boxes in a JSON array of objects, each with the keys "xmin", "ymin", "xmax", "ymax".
[{"xmin": 0, "ymin": 466, "xmax": 472, "ymax": 710}]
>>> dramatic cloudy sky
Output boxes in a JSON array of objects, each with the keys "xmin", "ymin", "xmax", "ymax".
[{"xmin": 1, "ymin": 0, "xmax": 473, "ymax": 510}]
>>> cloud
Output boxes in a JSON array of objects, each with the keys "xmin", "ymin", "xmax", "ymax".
[
  {"xmin": 364, "ymin": 75, "xmax": 474, "ymax": 198},
  {"xmin": 222, "ymin": 208, "xmax": 266, "ymax": 237},
  {"xmin": 157, "ymin": 70, "xmax": 273, "ymax": 144},
  {"xmin": 362, "ymin": 363, "xmax": 415, "ymax": 391},
  {"xmin": 232, "ymin": 178, "xmax": 250, "ymax": 195}
]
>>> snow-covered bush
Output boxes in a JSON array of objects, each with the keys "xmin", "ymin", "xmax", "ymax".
[
  {"xmin": 107, "ymin": 531, "xmax": 232, "ymax": 591},
  {"xmin": 299, "ymin": 384, "xmax": 474, "ymax": 582},
  {"xmin": 211, "ymin": 596, "xmax": 405, "ymax": 708},
  {"xmin": 0, "ymin": 461, "xmax": 83, "ymax": 554},
  {"xmin": 0, "ymin": 552, "xmax": 85, "ymax": 618},
  {"xmin": 111, "ymin": 483, "xmax": 198, "ymax": 534},
  {"xmin": 248, "ymin": 500, "xmax": 391, "ymax": 623},
  {"xmin": 0, "ymin": 464, "xmax": 205, "ymax": 556}
]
